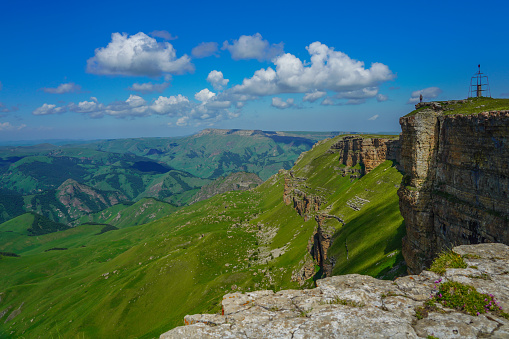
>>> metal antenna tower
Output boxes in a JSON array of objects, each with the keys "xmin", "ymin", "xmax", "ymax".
[{"xmin": 468, "ymin": 64, "xmax": 491, "ymax": 98}]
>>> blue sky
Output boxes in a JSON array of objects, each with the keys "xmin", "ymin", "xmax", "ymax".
[{"xmin": 1, "ymin": 0, "xmax": 508, "ymax": 142}]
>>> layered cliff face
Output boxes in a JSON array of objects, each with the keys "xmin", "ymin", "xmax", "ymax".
[
  {"xmin": 399, "ymin": 103, "xmax": 509, "ymax": 273},
  {"xmin": 330, "ymin": 135, "xmax": 400, "ymax": 175},
  {"xmin": 283, "ymin": 135, "xmax": 403, "ymax": 279}
]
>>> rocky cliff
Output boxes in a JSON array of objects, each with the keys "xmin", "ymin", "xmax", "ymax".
[
  {"xmin": 399, "ymin": 102, "xmax": 509, "ymax": 274},
  {"xmin": 282, "ymin": 135, "xmax": 401, "ymax": 279},
  {"xmin": 161, "ymin": 243, "xmax": 509, "ymax": 338},
  {"xmin": 329, "ymin": 135, "xmax": 400, "ymax": 176}
]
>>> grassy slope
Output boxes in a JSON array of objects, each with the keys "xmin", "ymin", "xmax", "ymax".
[
  {"xmin": 291, "ymin": 135, "xmax": 405, "ymax": 278},
  {"xmin": 0, "ymin": 134, "xmax": 405, "ymax": 338},
  {"xmin": 406, "ymin": 97, "xmax": 509, "ymax": 117},
  {"xmin": 77, "ymin": 198, "xmax": 178, "ymax": 229},
  {"xmin": 0, "ymin": 175, "xmax": 316, "ymax": 338}
]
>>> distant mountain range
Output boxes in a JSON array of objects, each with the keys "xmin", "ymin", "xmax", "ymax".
[{"xmin": 0, "ymin": 129, "xmax": 341, "ymax": 225}]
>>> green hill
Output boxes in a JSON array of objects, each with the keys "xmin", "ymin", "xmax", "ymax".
[
  {"xmin": 78, "ymin": 198, "xmax": 178, "ymax": 228},
  {"xmin": 0, "ymin": 134, "xmax": 405, "ymax": 338},
  {"xmin": 0, "ymin": 129, "xmax": 332, "ymax": 226}
]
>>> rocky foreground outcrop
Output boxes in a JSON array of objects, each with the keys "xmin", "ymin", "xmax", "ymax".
[
  {"xmin": 161, "ymin": 243, "xmax": 509, "ymax": 338},
  {"xmin": 398, "ymin": 105, "xmax": 509, "ymax": 273}
]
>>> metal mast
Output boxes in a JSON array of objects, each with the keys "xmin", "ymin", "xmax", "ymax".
[{"xmin": 468, "ymin": 64, "xmax": 491, "ymax": 98}]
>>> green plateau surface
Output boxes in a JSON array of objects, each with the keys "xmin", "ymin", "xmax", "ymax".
[
  {"xmin": 407, "ymin": 97, "xmax": 509, "ymax": 117},
  {"xmin": 0, "ymin": 133, "xmax": 406, "ymax": 338}
]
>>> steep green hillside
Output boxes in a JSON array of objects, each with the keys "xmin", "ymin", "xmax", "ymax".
[
  {"xmin": 288, "ymin": 135, "xmax": 405, "ymax": 278},
  {"xmin": 0, "ymin": 134, "xmax": 405, "ymax": 338},
  {"xmin": 78, "ymin": 198, "xmax": 178, "ymax": 228},
  {"xmin": 0, "ymin": 189, "xmax": 25, "ymax": 224},
  {"xmin": 191, "ymin": 171, "xmax": 263, "ymax": 204}
]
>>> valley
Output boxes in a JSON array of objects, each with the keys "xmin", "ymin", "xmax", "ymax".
[
  {"xmin": 1, "ymin": 97, "xmax": 509, "ymax": 338},
  {"xmin": 0, "ymin": 131, "xmax": 405, "ymax": 338}
]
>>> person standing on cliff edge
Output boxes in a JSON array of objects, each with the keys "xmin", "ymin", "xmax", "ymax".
[{"xmin": 420, "ymin": 94, "xmax": 423, "ymax": 103}]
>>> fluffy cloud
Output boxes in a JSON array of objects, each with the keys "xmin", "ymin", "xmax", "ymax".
[
  {"xmin": 32, "ymin": 93, "xmax": 237, "ymax": 127},
  {"xmin": 408, "ymin": 87, "xmax": 442, "ymax": 104},
  {"xmin": 0, "ymin": 122, "xmax": 26, "ymax": 131},
  {"xmin": 150, "ymin": 30, "xmax": 178, "ymax": 40},
  {"xmin": 368, "ymin": 114, "xmax": 379, "ymax": 120},
  {"xmin": 222, "ymin": 33, "xmax": 284, "ymax": 61},
  {"xmin": 86, "ymin": 32, "xmax": 194, "ymax": 77},
  {"xmin": 336, "ymin": 87, "xmax": 378, "ymax": 100},
  {"xmin": 0, "ymin": 122, "xmax": 11, "ymax": 130},
  {"xmin": 150, "ymin": 95, "xmax": 190, "ymax": 115},
  {"xmin": 303, "ymin": 91, "xmax": 326, "ymax": 103},
  {"xmin": 128, "ymin": 81, "xmax": 170, "ymax": 94},
  {"xmin": 42, "ymin": 82, "xmax": 81, "ymax": 94},
  {"xmin": 176, "ymin": 116, "xmax": 189, "ymax": 126},
  {"xmin": 232, "ymin": 42, "xmax": 394, "ymax": 100},
  {"xmin": 320, "ymin": 97, "xmax": 336, "ymax": 106},
  {"xmin": 195, "ymin": 88, "xmax": 216, "ymax": 102},
  {"xmin": 376, "ymin": 94, "xmax": 388, "ymax": 102},
  {"xmin": 68, "ymin": 98, "xmax": 105, "ymax": 118},
  {"xmin": 192, "ymin": 42, "xmax": 219, "ymax": 58},
  {"xmin": 33, "ymin": 103, "xmax": 67, "ymax": 115},
  {"xmin": 207, "ymin": 70, "xmax": 229, "ymax": 90},
  {"xmin": 271, "ymin": 97, "xmax": 294, "ymax": 109}
]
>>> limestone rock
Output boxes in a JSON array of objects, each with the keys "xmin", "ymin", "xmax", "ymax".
[
  {"xmin": 398, "ymin": 107, "xmax": 509, "ymax": 273},
  {"xmin": 161, "ymin": 243, "xmax": 509, "ymax": 339}
]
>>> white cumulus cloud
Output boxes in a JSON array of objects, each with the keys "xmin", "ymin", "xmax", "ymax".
[
  {"xmin": 128, "ymin": 81, "xmax": 170, "ymax": 94},
  {"xmin": 32, "ymin": 89, "xmax": 241, "ymax": 126},
  {"xmin": 207, "ymin": 70, "xmax": 229, "ymax": 90},
  {"xmin": 336, "ymin": 87, "xmax": 378, "ymax": 100},
  {"xmin": 176, "ymin": 116, "xmax": 189, "ymax": 126},
  {"xmin": 376, "ymin": 94, "xmax": 388, "ymax": 102},
  {"xmin": 408, "ymin": 87, "xmax": 442, "ymax": 104},
  {"xmin": 368, "ymin": 114, "xmax": 379, "ymax": 120},
  {"xmin": 0, "ymin": 122, "xmax": 12, "ymax": 130},
  {"xmin": 195, "ymin": 88, "xmax": 216, "ymax": 102},
  {"xmin": 303, "ymin": 91, "xmax": 327, "ymax": 103},
  {"xmin": 151, "ymin": 95, "xmax": 190, "ymax": 115},
  {"xmin": 321, "ymin": 97, "xmax": 336, "ymax": 106},
  {"xmin": 192, "ymin": 42, "xmax": 219, "ymax": 58},
  {"xmin": 271, "ymin": 97, "xmax": 294, "ymax": 109},
  {"xmin": 86, "ymin": 32, "xmax": 194, "ymax": 77},
  {"xmin": 232, "ymin": 42, "xmax": 394, "ymax": 100},
  {"xmin": 222, "ymin": 33, "xmax": 284, "ymax": 61},
  {"xmin": 33, "ymin": 103, "xmax": 67, "ymax": 115},
  {"xmin": 42, "ymin": 82, "xmax": 81, "ymax": 94}
]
